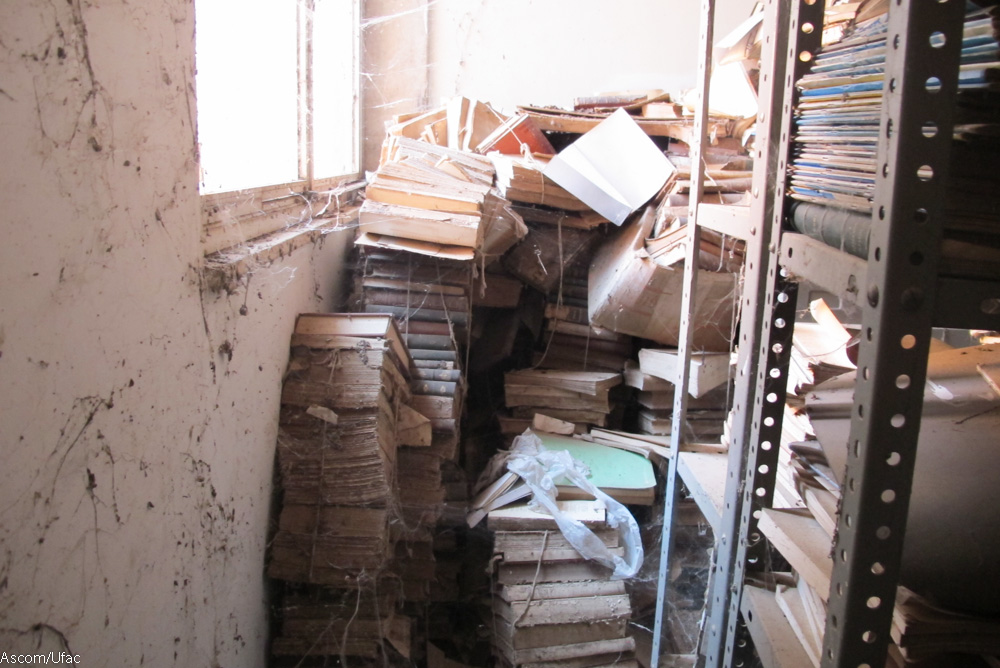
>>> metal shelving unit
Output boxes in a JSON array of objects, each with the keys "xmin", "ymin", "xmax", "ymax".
[{"xmin": 695, "ymin": 0, "xmax": 1000, "ymax": 666}]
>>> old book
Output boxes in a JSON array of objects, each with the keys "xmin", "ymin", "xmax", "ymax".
[
  {"xmin": 487, "ymin": 500, "xmax": 606, "ymax": 531},
  {"xmin": 492, "ymin": 616, "xmax": 628, "ymax": 652},
  {"xmin": 589, "ymin": 208, "xmax": 738, "ymax": 351},
  {"xmin": 498, "ymin": 637, "xmax": 636, "ymax": 666},
  {"xmin": 504, "ymin": 385, "xmax": 610, "ymax": 412},
  {"xmin": 637, "ymin": 348, "xmax": 732, "ymax": 398},
  {"xmin": 359, "ymin": 200, "xmax": 483, "ymax": 249},
  {"xmin": 397, "ymin": 402, "xmax": 432, "ymax": 447},
  {"xmin": 366, "ymin": 173, "xmax": 484, "ymax": 215},
  {"xmin": 503, "ymin": 222, "xmax": 599, "ymax": 294},
  {"xmin": 481, "ymin": 191, "xmax": 529, "ymax": 258},
  {"xmin": 494, "ymin": 594, "xmax": 632, "ymax": 627},
  {"xmin": 544, "ymin": 320, "xmax": 629, "ymax": 344},
  {"xmin": 496, "ymin": 560, "xmax": 615, "ymax": 586},
  {"xmin": 491, "ymin": 154, "xmax": 592, "ymax": 211},
  {"xmin": 463, "ymin": 99, "xmax": 508, "ymax": 152},
  {"xmin": 513, "ymin": 203, "xmax": 609, "ymax": 229},
  {"xmin": 510, "ymin": 406, "xmax": 609, "ymax": 426},
  {"xmin": 365, "ymin": 287, "xmax": 469, "ymax": 313},
  {"xmin": 504, "ymin": 369, "xmax": 622, "ymax": 396},
  {"xmin": 476, "ymin": 113, "xmax": 555, "ymax": 155},
  {"xmin": 498, "ymin": 580, "xmax": 625, "ymax": 603},
  {"xmin": 293, "ymin": 312, "xmax": 412, "ymax": 372}
]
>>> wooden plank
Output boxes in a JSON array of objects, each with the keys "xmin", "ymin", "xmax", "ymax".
[{"xmin": 741, "ymin": 586, "xmax": 816, "ymax": 668}]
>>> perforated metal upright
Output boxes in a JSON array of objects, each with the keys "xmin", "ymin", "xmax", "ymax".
[
  {"xmin": 698, "ymin": 0, "xmax": 822, "ymax": 664},
  {"xmin": 650, "ymin": 0, "xmax": 714, "ymax": 664},
  {"xmin": 820, "ymin": 1, "xmax": 964, "ymax": 665}
]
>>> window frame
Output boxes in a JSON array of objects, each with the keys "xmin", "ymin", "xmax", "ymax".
[{"xmin": 198, "ymin": 0, "xmax": 362, "ymax": 256}]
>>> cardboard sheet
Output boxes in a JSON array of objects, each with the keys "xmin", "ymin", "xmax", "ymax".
[{"xmin": 543, "ymin": 109, "xmax": 675, "ymax": 225}]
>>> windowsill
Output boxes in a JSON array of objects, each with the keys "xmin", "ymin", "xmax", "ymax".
[{"xmin": 202, "ymin": 204, "xmax": 360, "ymax": 293}]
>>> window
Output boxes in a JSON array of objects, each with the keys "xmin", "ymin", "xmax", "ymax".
[{"xmin": 195, "ymin": 0, "xmax": 361, "ymax": 252}]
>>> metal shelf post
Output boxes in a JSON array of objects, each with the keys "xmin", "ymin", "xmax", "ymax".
[
  {"xmin": 699, "ymin": 0, "xmax": 822, "ymax": 664},
  {"xmin": 821, "ymin": 0, "xmax": 964, "ymax": 665},
  {"xmin": 650, "ymin": 0, "xmax": 714, "ymax": 663}
]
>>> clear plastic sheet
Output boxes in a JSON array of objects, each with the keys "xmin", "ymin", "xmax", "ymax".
[{"xmin": 504, "ymin": 430, "xmax": 643, "ymax": 580}]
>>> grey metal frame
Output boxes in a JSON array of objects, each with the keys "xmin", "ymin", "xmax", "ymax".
[
  {"xmin": 650, "ymin": 0, "xmax": 714, "ymax": 662},
  {"xmin": 703, "ymin": 0, "xmax": 968, "ymax": 666},
  {"xmin": 700, "ymin": 0, "xmax": 823, "ymax": 664},
  {"xmin": 820, "ymin": 0, "xmax": 964, "ymax": 665}
]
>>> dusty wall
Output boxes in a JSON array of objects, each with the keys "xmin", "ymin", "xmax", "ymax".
[{"xmin": 0, "ymin": 1, "xmax": 351, "ymax": 665}]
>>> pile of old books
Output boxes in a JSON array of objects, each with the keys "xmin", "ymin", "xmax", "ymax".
[
  {"xmin": 349, "ymin": 245, "xmax": 480, "ymax": 653},
  {"xmin": 285, "ymin": 87, "xmax": 755, "ymax": 664},
  {"xmin": 468, "ymin": 429, "xmax": 655, "ymax": 666},
  {"xmin": 502, "ymin": 369, "xmax": 623, "ymax": 432},
  {"xmin": 630, "ymin": 350, "xmax": 731, "ymax": 439},
  {"xmin": 268, "ymin": 313, "xmax": 417, "ymax": 664},
  {"xmin": 359, "ymin": 98, "xmax": 541, "ymax": 263},
  {"xmin": 489, "ymin": 501, "xmax": 639, "ymax": 668}
]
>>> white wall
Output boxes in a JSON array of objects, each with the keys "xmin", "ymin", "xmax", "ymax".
[
  {"xmin": 0, "ymin": 1, "xmax": 351, "ymax": 665},
  {"xmin": 426, "ymin": 0, "xmax": 758, "ymax": 113}
]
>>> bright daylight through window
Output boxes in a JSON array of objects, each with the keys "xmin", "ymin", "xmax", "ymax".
[{"xmin": 195, "ymin": 0, "xmax": 360, "ymax": 195}]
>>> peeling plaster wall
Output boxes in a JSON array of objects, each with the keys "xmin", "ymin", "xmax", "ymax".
[
  {"xmin": 0, "ymin": 1, "xmax": 351, "ymax": 665},
  {"xmin": 427, "ymin": 0, "xmax": 758, "ymax": 113}
]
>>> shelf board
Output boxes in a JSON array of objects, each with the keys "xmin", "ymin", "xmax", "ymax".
[
  {"xmin": 780, "ymin": 232, "xmax": 1000, "ymax": 330},
  {"xmin": 758, "ymin": 509, "xmax": 833, "ymax": 601},
  {"xmin": 779, "ymin": 233, "xmax": 865, "ymax": 304},
  {"xmin": 698, "ymin": 203, "xmax": 752, "ymax": 241},
  {"xmin": 742, "ymin": 585, "xmax": 816, "ymax": 668},
  {"xmin": 677, "ymin": 452, "xmax": 728, "ymax": 532}
]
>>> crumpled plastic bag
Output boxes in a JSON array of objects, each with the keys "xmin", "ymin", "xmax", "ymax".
[{"xmin": 505, "ymin": 430, "xmax": 644, "ymax": 580}]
